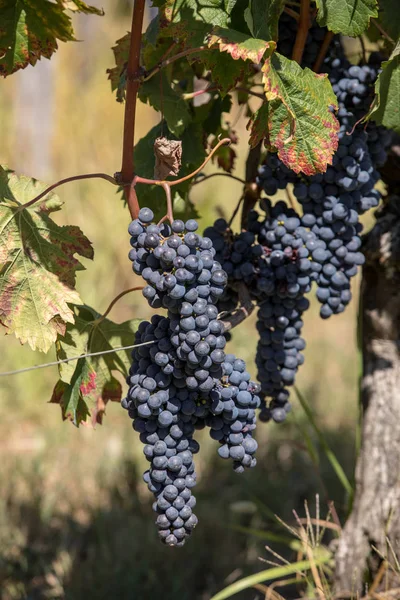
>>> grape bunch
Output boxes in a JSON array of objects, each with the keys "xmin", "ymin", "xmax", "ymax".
[
  {"xmin": 277, "ymin": 11, "xmax": 327, "ymax": 69},
  {"xmin": 322, "ymin": 48, "xmax": 393, "ymax": 167},
  {"xmin": 122, "ymin": 208, "xmax": 261, "ymax": 546}
]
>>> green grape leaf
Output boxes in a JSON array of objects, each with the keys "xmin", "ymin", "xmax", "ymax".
[
  {"xmin": 244, "ymin": 0, "xmax": 285, "ymax": 41},
  {"xmin": 315, "ymin": 0, "xmax": 378, "ymax": 36},
  {"xmin": 139, "ymin": 73, "xmax": 191, "ymax": 136},
  {"xmin": 0, "ymin": 0, "xmax": 101, "ymax": 77},
  {"xmin": 366, "ymin": 41, "xmax": 400, "ymax": 133},
  {"xmin": 249, "ymin": 53, "xmax": 339, "ymax": 176},
  {"xmin": 107, "ymin": 33, "xmax": 130, "ymax": 102},
  {"xmin": 0, "ymin": 167, "xmax": 93, "ymax": 353},
  {"xmin": 378, "ymin": 0, "xmax": 400, "ymax": 41},
  {"xmin": 156, "ymin": 0, "xmax": 241, "ymax": 48},
  {"xmin": 51, "ymin": 304, "xmax": 141, "ymax": 427},
  {"xmin": 199, "ymin": 49, "xmax": 253, "ymax": 95},
  {"xmin": 247, "ymin": 102, "xmax": 270, "ymax": 147}
]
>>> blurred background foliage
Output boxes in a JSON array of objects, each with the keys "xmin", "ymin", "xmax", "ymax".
[{"xmin": 0, "ymin": 2, "xmax": 369, "ymax": 598}]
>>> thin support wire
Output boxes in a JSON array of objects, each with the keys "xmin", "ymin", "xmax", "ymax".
[{"xmin": 0, "ymin": 340, "xmax": 156, "ymax": 378}]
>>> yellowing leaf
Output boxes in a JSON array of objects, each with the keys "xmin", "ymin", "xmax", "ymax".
[
  {"xmin": 206, "ymin": 27, "xmax": 275, "ymax": 63},
  {"xmin": 0, "ymin": 167, "xmax": 93, "ymax": 352},
  {"xmin": 251, "ymin": 53, "xmax": 339, "ymax": 176},
  {"xmin": 0, "ymin": 0, "xmax": 100, "ymax": 76},
  {"xmin": 51, "ymin": 304, "xmax": 141, "ymax": 426},
  {"xmin": 59, "ymin": 0, "xmax": 104, "ymax": 14}
]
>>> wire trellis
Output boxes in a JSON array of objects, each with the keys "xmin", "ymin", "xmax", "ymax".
[{"xmin": 0, "ymin": 340, "xmax": 156, "ymax": 378}]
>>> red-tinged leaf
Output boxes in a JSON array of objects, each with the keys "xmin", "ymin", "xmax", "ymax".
[
  {"xmin": 91, "ymin": 377, "xmax": 122, "ymax": 426},
  {"xmin": 51, "ymin": 304, "xmax": 141, "ymax": 426},
  {"xmin": 206, "ymin": 27, "xmax": 275, "ymax": 64},
  {"xmin": 255, "ymin": 53, "xmax": 339, "ymax": 175},
  {"xmin": 0, "ymin": 166, "xmax": 93, "ymax": 353},
  {"xmin": 50, "ymin": 358, "xmax": 93, "ymax": 426}
]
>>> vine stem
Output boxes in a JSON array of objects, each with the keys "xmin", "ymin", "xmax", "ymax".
[
  {"xmin": 371, "ymin": 19, "xmax": 395, "ymax": 44},
  {"xmin": 21, "ymin": 173, "xmax": 117, "ymax": 209},
  {"xmin": 240, "ymin": 142, "xmax": 262, "ymax": 229},
  {"xmin": 131, "ymin": 138, "xmax": 231, "ymax": 189},
  {"xmin": 284, "ymin": 6, "xmax": 300, "ymax": 21},
  {"xmin": 193, "ymin": 172, "xmax": 245, "ymax": 186},
  {"xmin": 182, "ymin": 86, "xmax": 265, "ymax": 101},
  {"xmin": 93, "ymin": 286, "xmax": 144, "ymax": 326},
  {"xmin": 120, "ymin": 0, "xmax": 146, "ymax": 220},
  {"xmin": 292, "ymin": 0, "xmax": 310, "ymax": 64},
  {"xmin": 142, "ymin": 46, "xmax": 207, "ymax": 83},
  {"xmin": 313, "ymin": 30, "xmax": 334, "ymax": 73}
]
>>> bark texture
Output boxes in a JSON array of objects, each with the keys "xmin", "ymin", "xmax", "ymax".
[{"xmin": 334, "ymin": 197, "xmax": 400, "ymax": 596}]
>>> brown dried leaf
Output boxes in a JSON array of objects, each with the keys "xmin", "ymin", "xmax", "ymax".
[{"xmin": 154, "ymin": 137, "xmax": 183, "ymax": 180}]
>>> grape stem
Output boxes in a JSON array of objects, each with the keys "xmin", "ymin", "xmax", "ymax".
[
  {"xmin": 128, "ymin": 137, "xmax": 231, "ymax": 189},
  {"xmin": 240, "ymin": 142, "xmax": 262, "ymax": 229},
  {"xmin": 92, "ymin": 286, "xmax": 144, "ymax": 326},
  {"xmin": 292, "ymin": 0, "xmax": 310, "ymax": 64},
  {"xmin": 128, "ymin": 138, "xmax": 231, "ymax": 224},
  {"xmin": 141, "ymin": 46, "xmax": 207, "ymax": 83},
  {"xmin": 182, "ymin": 86, "xmax": 265, "ymax": 101},
  {"xmin": 120, "ymin": 0, "xmax": 146, "ymax": 220},
  {"xmin": 284, "ymin": 7, "xmax": 300, "ymax": 21},
  {"xmin": 371, "ymin": 19, "xmax": 395, "ymax": 45},
  {"xmin": 221, "ymin": 283, "xmax": 255, "ymax": 331},
  {"xmin": 20, "ymin": 173, "xmax": 117, "ymax": 209}
]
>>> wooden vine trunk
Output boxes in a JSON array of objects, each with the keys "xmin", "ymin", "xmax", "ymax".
[{"xmin": 334, "ymin": 194, "xmax": 400, "ymax": 596}]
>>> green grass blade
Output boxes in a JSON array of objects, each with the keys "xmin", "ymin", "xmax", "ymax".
[
  {"xmin": 294, "ymin": 386, "xmax": 353, "ymax": 497},
  {"xmin": 229, "ymin": 524, "xmax": 298, "ymax": 548},
  {"xmin": 209, "ymin": 556, "xmax": 332, "ymax": 600},
  {"xmin": 291, "ymin": 409, "xmax": 320, "ymax": 467}
]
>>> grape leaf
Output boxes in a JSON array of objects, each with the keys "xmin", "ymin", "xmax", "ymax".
[
  {"xmin": 51, "ymin": 359, "xmax": 92, "ymax": 426},
  {"xmin": 59, "ymin": 0, "xmax": 104, "ymax": 14},
  {"xmin": 138, "ymin": 73, "xmax": 191, "ymax": 136},
  {"xmin": 249, "ymin": 53, "xmax": 339, "ymax": 176},
  {"xmin": 106, "ymin": 33, "xmax": 130, "ymax": 102},
  {"xmin": 244, "ymin": 0, "xmax": 285, "ymax": 42},
  {"xmin": 156, "ymin": 0, "xmax": 241, "ymax": 48},
  {"xmin": 315, "ymin": 0, "xmax": 378, "ymax": 36},
  {"xmin": 0, "ymin": 166, "xmax": 93, "ymax": 352},
  {"xmin": 378, "ymin": 0, "xmax": 400, "ymax": 41},
  {"xmin": 206, "ymin": 27, "xmax": 275, "ymax": 63},
  {"xmin": 51, "ymin": 304, "xmax": 141, "ymax": 427},
  {"xmin": 367, "ymin": 41, "xmax": 400, "ymax": 133},
  {"xmin": 197, "ymin": 49, "xmax": 251, "ymax": 95},
  {"xmin": 0, "ymin": 0, "xmax": 101, "ymax": 77}
]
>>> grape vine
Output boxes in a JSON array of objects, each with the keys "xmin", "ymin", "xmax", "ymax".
[{"xmin": 0, "ymin": 0, "xmax": 399, "ymax": 558}]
